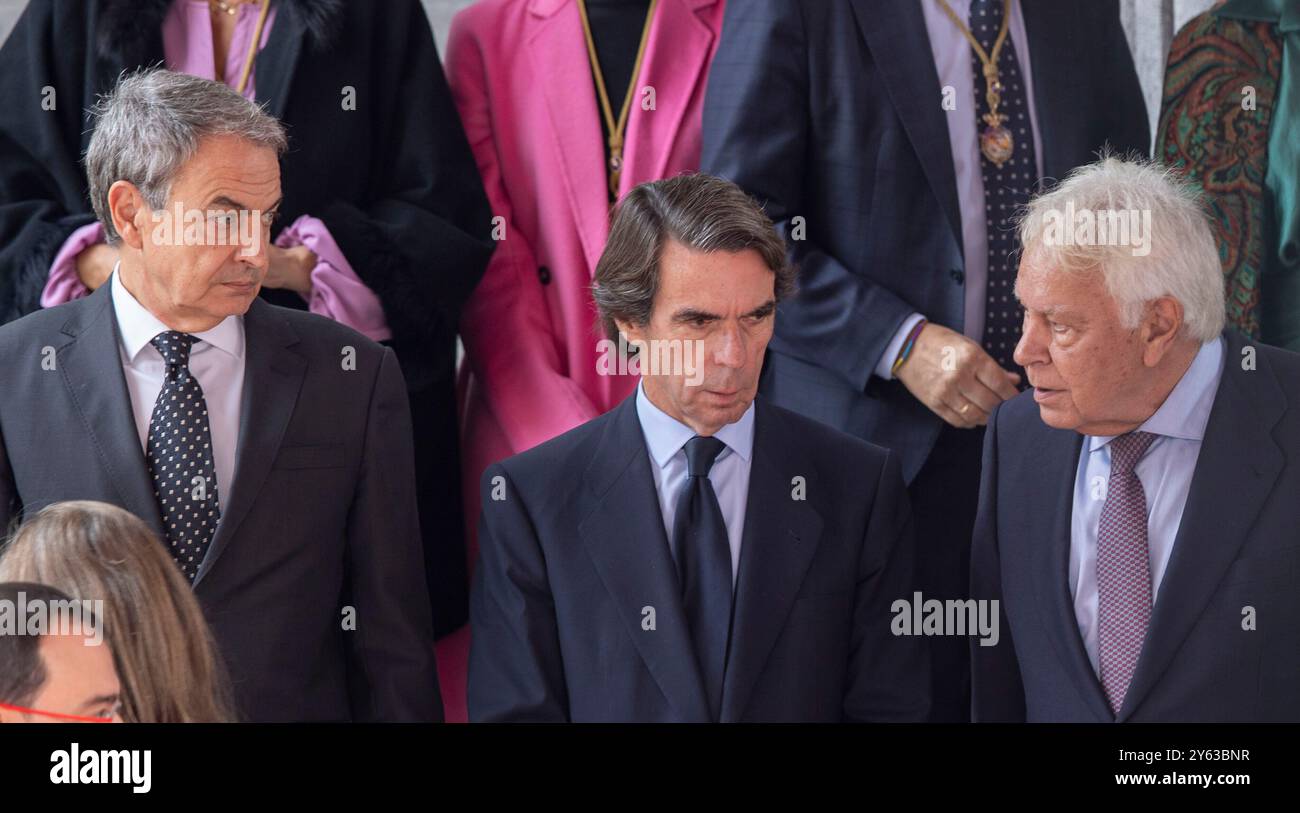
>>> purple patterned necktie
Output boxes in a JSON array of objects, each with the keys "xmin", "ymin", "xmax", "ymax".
[{"xmin": 1096, "ymin": 430, "xmax": 1157, "ymax": 716}]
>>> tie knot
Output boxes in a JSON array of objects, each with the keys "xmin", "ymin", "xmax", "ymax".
[
  {"xmin": 1108, "ymin": 431, "xmax": 1156, "ymax": 475},
  {"xmin": 683, "ymin": 435, "xmax": 726, "ymax": 478},
  {"xmin": 150, "ymin": 331, "xmax": 195, "ymax": 369}
]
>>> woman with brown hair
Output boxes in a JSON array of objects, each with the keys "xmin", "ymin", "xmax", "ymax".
[{"xmin": 0, "ymin": 500, "xmax": 235, "ymax": 722}]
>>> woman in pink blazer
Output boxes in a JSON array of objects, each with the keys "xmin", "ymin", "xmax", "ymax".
[{"xmin": 442, "ymin": 0, "xmax": 726, "ymax": 720}]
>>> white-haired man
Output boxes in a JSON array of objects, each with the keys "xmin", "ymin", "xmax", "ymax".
[{"xmin": 972, "ymin": 157, "xmax": 1300, "ymax": 722}]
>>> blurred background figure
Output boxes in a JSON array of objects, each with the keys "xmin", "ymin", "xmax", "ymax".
[
  {"xmin": 0, "ymin": 581, "xmax": 122, "ymax": 723},
  {"xmin": 0, "ymin": 0, "xmax": 494, "ymax": 647},
  {"xmin": 701, "ymin": 0, "xmax": 1149, "ymax": 722},
  {"xmin": 442, "ymin": 0, "xmax": 725, "ymax": 721},
  {"xmin": 1157, "ymin": 0, "xmax": 1300, "ymax": 351},
  {"xmin": 0, "ymin": 501, "xmax": 236, "ymax": 723}
]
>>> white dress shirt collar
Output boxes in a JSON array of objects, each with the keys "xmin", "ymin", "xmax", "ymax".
[{"xmin": 109, "ymin": 262, "xmax": 245, "ymax": 363}]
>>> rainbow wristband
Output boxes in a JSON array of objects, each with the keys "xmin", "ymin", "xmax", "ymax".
[{"xmin": 890, "ymin": 318, "xmax": 928, "ymax": 377}]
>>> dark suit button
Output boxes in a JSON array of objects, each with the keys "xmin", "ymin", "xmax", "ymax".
[
  {"xmin": 950, "ymin": 268, "xmax": 965, "ymax": 285},
  {"xmin": 538, "ymin": 266, "xmax": 551, "ymax": 285}
]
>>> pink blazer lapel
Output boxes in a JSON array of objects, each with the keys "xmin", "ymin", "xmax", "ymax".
[
  {"xmin": 526, "ymin": 0, "xmax": 611, "ymax": 274},
  {"xmin": 619, "ymin": 0, "xmax": 720, "ymax": 199}
]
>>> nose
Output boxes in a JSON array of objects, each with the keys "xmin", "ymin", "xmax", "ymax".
[
  {"xmin": 712, "ymin": 321, "xmax": 745, "ymax": 370},
  {"xmin": 237, "ymin": 213, "xmax": 271, "ymax": 273},
  {"xmin": 1013, "ymin": 312, "xmax": 1049, "ymax": 369}
]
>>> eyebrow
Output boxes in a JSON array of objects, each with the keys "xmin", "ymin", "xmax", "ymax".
[
  {"xmin": 79, "ymin": 693, "xmax": 120, "ymax": 711},
  {"xmin": 671, "ymin": 299, "xmax": 776, "ymax": 323},
  {"xmin": 208, "ymin": 195, "xmax": 282, "ymax": 212}
]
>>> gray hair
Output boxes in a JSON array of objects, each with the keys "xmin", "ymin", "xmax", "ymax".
[
  {"xmin": 1017, "ymin": 155, "xmax": 1225, "ymax": 343},
  {"xmin": 592, "ymin": 173, "xmax": 796, "ymax": 343},
  {"xmin": 86, "ymin": 69, "xmax": 288, "ymax": 244}
]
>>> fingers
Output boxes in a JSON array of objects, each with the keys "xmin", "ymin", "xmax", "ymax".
[
  {"xmin": 957, "ymin": 378, "xmax": 1003, "ymax": 416},
  {"xmin": 933, "ymin": 399, "xmax": 974, "ymax": 429},
  {"xmin": 934, "ymin": 393, "xmax": 985, "ymax": 428},
  {"xmin": 974, "ymin": 354, "xmax": 1022, "ymax": 401}
]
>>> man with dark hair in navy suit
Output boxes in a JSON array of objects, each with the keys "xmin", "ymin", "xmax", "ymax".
[{"xmin": 468, "ymin": 174, "xmax": 930, "ymax": 722}]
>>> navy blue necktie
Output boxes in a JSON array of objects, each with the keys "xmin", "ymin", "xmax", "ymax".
[
  {"xmin": 146, "ymin": 331, "xmax": 222, "ymax": 583},
  {"xmin": 671, "ymin": 435, "xmax": 733, "ymax": 720},
  {"xmin": 971, "ymin": 0, "xmax": 1037, "ymax": 376}
]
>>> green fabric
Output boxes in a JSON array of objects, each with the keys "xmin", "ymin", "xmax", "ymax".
[{"xmin": 1218, "ymin": 0, "xmax": 1300, "ymax": 348}]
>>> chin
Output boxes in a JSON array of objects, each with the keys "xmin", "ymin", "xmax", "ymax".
[
  {"xmin": 1036, "ymin": 404, "xmax": 1082, "ymax": 431},
  {"xmin": 215, "ymin": 286, "xmax": 261, "ymax": 311}
]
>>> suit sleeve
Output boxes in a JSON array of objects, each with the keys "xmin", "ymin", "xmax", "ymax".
[
  {"xmin": 343, "ymin": 346, "xmax": 442, "ymax": 721},
  {"xmin": 0, "ymin": 3, "xmax": 100, "ymax": 325},
  {"xmin": 700, "ymin": 0, "xmax": 916, "ymax": 391},
  {"xmin": 315, "ymin": 0, "xmax": 495, "ymax": 393},
  {"xmin": 467, "ymin": 463, "xmax": 569, "ymax": 722},
  {"xmin": 970, "ymin": 403, "xmax": 1026, "ymax": 722},
  {"xmin": 844, "ymin": 450, "xmax": 931, "ymax": 722},
  {"xmin": 445, "ymin": 12, "xmax": 602, "ymax": 455}
]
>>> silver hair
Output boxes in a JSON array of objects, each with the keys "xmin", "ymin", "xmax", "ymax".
[
  {"xmin": 1017, "ymin": 155, "xmax": 1225, "ymax": 343},
  {"xmin": 85, "ymin": 69, "xmax": 288, "ymax": 244}
]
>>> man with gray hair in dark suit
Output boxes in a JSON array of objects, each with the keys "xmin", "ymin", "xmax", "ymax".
[{"xmin": 0, "ymin": 69, "xmax": 440, "ymax": 722}]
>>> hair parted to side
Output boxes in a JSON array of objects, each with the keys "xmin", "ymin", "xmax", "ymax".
[
  {"xmin": 86, "ymin": 68, "xmax": 289, "ymax": 245},
  {"xmin": 592, "ymin": 173, "xmax": 796, "ymax": 343},
  {"xmin": 0, "ymin": 501, "xmax": 237, "ymax": 722},
  {"xmin": 1016, "ymin": 154, "xmax": 1225, "ymax": 342}
]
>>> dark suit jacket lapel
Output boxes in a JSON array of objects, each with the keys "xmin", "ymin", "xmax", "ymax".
[
  {"xmin": 849, "ymin": 0, "xmax": 962, "ymax": 255},
  {"xmin": 1119, "ymin": 332, "xmax": 1286, "ymax": 720},
  {"xmin": 194, "ymin": 298, "xmax": 305, "ymax": 586},
  {"xmin": 55, "ymin": 283, "xmax": 164, "ymax": 537},
  {"xmin": 1027, "ymin": 423, "xmax": 1113, "ymax": 720},
  {"xmin": 1020, "ymin": 0, "xmax": 1087, "ymax": 183},
  {"xmin": 577, "ymin": 395, "xmax": 712, "ymax": 722},
  {"xmin": 720, "ymin": 401, "xmax": 824, "ymax": 722}
]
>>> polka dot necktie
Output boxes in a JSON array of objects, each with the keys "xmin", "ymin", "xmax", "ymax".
[
  {"xmin": 671, "ymin": 435, "xmax": 733, "ymax": 721},
  {"xmin": 146, "ymin": 331, "xmax": 222, "ymax": 583},
  {"xmin": 1096, "ymin": 430, "xmax": 1157, "ymax": 716},
  {"xmin": 970, "ymin": 0, "xmax": 1037, "ymax": 376}
]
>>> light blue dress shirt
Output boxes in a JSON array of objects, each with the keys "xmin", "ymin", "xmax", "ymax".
[
  {"xmin": 1069, "ymin": 337, "xmax": 1226, "ymax": 674},
  {"xmin": 634, "ymin": 381, "xmax": 755, "ymax": 587}
]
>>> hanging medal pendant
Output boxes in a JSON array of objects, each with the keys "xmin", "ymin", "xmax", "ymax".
[
  {"xmin": 980, "ymin": 122, "xmax": 1014, "ymax": 167},
  {"xmin": 980, "ymin": 66, "xmax": 1013, "ymax": 168},
  {"xmin": 608, "ymin": 151, "xmax": 622, "ymax": 202}
]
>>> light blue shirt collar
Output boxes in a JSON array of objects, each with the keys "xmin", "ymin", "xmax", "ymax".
[
  {"xmin": 109, "ymin": 263, "xmax": 245, "ymax": 363},
  {"xmin": 635, "ymin": 379, "xmax": 755, "ymax": 468},
  {"xmin": 1088, "ymin": 336, "xmax": 1225, "ymax": 452}
]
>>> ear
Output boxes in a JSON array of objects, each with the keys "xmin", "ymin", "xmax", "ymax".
[
  {"xmin": 1140, "ymin": 295, "xmax": 1185, "ymax": 367},
  {"xmin": 614, "ymin": 318, "xmax": 645, "ymax": 348},
  {"xmin": 106, "ymin": 180, "xmax": 149, "ymax": 250}
]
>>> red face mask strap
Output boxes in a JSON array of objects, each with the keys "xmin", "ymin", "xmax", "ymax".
[{"xmin": 0, "ymin": 700, "xmax": 114, "ymax": 723}]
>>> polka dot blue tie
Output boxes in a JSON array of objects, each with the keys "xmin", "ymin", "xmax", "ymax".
[
  {"xmin": 146, "ymin": 331, "xmax": 222, "ymax": 583},
  {"xmin": 971, "ymin": 0, "xmax": 1037, "ymax": 377}
]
